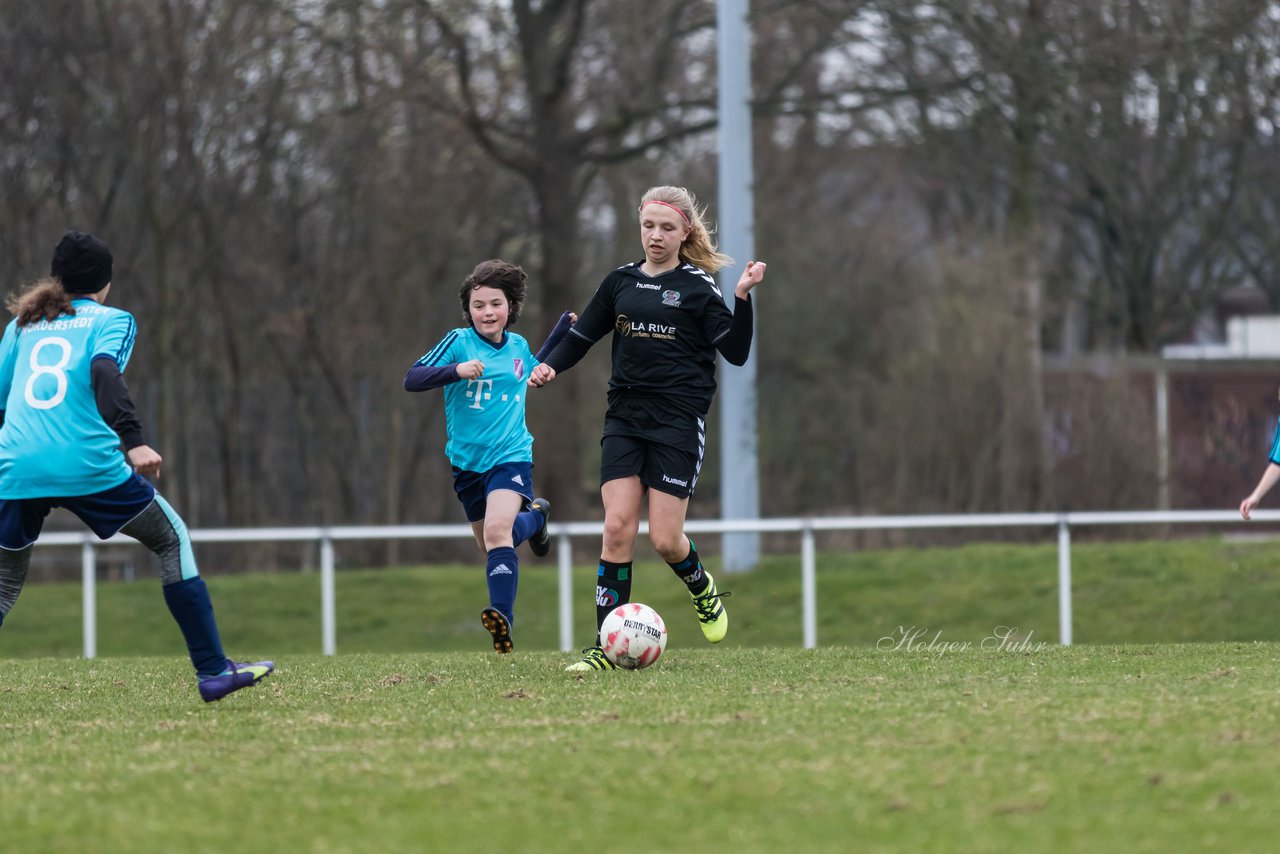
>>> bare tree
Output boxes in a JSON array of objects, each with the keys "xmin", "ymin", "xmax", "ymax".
[{"xmin": 1046, "ymin": 0, "xmax": 1269, "ymax": 352}]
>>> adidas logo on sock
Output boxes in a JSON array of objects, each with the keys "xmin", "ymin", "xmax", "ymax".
[{"xmin": 489, "ymin": 564, "xmax": 513, "ymax": 576}]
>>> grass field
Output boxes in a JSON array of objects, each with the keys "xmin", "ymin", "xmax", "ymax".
[
  {"xmin": 4, "ymin": 538, "xmax": 1280, "ymax": 851},
  {"xmin": 3, "ymin": 645, "xmax": 1278, "ymax": 852}
]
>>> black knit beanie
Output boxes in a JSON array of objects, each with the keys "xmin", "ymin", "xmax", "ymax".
[{"xmin": 50, "ymin": 231, "xmax": 113, "ymax": 294}]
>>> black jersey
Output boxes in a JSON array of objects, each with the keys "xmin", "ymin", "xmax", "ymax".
[{"xmin": 545, "ymin": 261, "xmax": 753, "ymax": 415}]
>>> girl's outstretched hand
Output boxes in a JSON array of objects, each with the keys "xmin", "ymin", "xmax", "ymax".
[
  {"xmin": 735, "ymin": 261, "xmax": 766, "ymax": 297},
  {"xmin": 1241, "ymin": 494, "xmax": 1261, "ymax": 520},
  {"xmin": 529, "ymin": 363, "xmax": 556, "ymax": 388}
]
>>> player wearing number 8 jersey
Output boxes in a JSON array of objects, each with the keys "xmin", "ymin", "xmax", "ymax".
[
  {"xmin": 0, "ymin": 283, "xmax": 138, "ymax": 496},
  {"xmin": 0, "ymin": 231, "xmax": 272, "ymax": 702}
]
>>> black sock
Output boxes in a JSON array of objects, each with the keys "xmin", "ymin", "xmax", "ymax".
[
  {"xmin": 668, "ymin": 539, "xmax": 709, "ymax": 596},
  {"xmin": 595, "ymin": 559, "xmax": 632, "ymax": 641}
]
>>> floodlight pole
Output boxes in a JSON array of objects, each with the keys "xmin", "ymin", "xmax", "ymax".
[{"xmin": 717, "ymin": 0, "xmax": 760, "ymax": 571}]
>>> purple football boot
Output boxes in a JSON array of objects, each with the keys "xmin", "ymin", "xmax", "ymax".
[{"xmin": 198, "ymin": 660, "xmax": 275, "ymax": 702}]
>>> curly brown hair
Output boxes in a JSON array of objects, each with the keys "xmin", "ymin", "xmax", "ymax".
[
  {"xmin": 458, "ymin": 259, "xmax": 528, "ymax": 328},
  {"xmin": 7, "ymin": 278, "xmax": 76, "ymax": 327}
]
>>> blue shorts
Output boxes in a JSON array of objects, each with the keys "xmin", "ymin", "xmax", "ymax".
[
  {"xmin": 451, "ymin": 462, "xmax": 534, "ymax": 523},
  {"xmin": 0, "ymin": 473, "xmax": 157, "ymax": 551}
]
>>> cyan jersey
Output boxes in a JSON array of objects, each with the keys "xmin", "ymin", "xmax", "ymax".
[
  {"xmin": 0, "ymin": 300, "xmax": 137, "ymax": 498},
  {"xmin": 416, "ymin": 327, "xmax": 540, "ymax": 473}
]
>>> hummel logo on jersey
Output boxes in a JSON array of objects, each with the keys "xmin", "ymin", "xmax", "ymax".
[
  {"xmin": 511, "ymin": 474, "xmax": 524, "ymax": 486},
  {"xmin": 489, "ymin": 563, "xmax": 513, "ymax": 577}
]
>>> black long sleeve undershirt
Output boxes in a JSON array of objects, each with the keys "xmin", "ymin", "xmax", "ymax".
[
  {"xmin": 716, "ymin": 294, "xmax": 754, "ymax": 366},
  {"xmin": 90, "ymin": 356, "xmax": 146, "ymax": 449},
  {"xmin": 545, "ymin": 294, "xmax": 753, "ymax": 374},
  {"xmin": 543, "ymin": 326, "xmax": 594, "ymax": 374}
]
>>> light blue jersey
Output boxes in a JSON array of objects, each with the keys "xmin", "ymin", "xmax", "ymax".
[
  {"xmin": 416, "ymin": 327, "xmax": 540, "ymax": 473},
  {"xmin": 0, "ymin": 299, "xmax": 137, "ymax": 498}
]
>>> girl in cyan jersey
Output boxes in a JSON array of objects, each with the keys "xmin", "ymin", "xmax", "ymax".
[
  {"xmin": 405, "ymin": 259, "xmax": 574, "ymax": 653},
  {"xmin": 0, "ymin": 231, "xmax": 272, "ymax": 702}
]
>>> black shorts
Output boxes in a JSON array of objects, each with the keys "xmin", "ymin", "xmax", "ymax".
[{"xmin": 599, "ymin": 397, "xmax": 705, "ymax": 499}]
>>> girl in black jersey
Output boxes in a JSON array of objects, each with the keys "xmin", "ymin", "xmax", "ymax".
[{"xmin": 529, "ymin": 186, "xmax": 766, "ymax": 671}]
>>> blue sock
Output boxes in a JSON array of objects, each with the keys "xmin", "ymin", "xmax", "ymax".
[
  {"xmin": 511, "ymin": 509, "xmax": 541, "ymax": 548},
  {"xmin": 162, "ymin": 577, "xmax": 227, "ymax": 678},
  {"xmin": 485, "ymin": 546, "xmax": 519, "ymax": 624}
]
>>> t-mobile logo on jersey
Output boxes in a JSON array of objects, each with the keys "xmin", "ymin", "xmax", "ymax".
[{"xmin": 465, "ymin": 378, "xmax": 494, "ymax": 409}]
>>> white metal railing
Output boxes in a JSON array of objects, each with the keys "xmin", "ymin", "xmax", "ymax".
[{"xmin": 30, "ymin": 509, "xmax": 1280, "ymax": 658}]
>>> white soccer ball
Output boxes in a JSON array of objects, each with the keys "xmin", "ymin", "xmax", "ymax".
[{"xmin": 600, "ymin": 602, "xmax": 668, "ymax": 669}]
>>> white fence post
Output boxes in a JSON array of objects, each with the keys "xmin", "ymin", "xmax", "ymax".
[
  {"xmin": 81, "ymin": 540, "xmax": 96, "ymax": 660},
  {"xmin": 557, "ymin": 533, "xmax": 573, "ymax": 652},
  {"xmin": 801, "ymin": 523, "xmax": 816, "ymax": 649},
  {"xmin": 320, "ymin": 535, "xmax": 336, "ymax": 656},
  {"xmin": 1057, "ymin": 519, "xmax": 1073, "ymax": 646}
]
